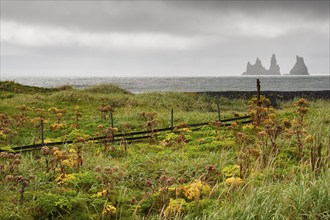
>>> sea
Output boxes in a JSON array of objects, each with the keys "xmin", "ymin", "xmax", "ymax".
[{"xmin": 2, "ymin": 75, "xmax": 330, "ymax": 94}]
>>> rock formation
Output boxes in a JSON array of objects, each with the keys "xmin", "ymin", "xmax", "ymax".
[
  {"xmin": 243, "ymin": 58, "xmax": 268, "ymax": 75},
  {"xmin": 268, "ymin": 54, "xmax": 281, "ymax": 75},
  {"xmin": 242, "ymin": 54, "xmax": 281, "ymax": 75},
  {"xmin": 289, "ymin": 56, "xmax": 309, "ymax": 75}
]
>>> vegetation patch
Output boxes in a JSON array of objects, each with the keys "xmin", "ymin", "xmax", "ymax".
[{"xmin": 0, "ymin": 82, "xmax": 329, "ymax": 219}]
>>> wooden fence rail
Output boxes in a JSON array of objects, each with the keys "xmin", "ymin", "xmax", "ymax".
[{"xmin": 1, "ymin": 115, "xmax": 251, "ymax": 152}]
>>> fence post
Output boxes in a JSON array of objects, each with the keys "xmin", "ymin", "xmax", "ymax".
[
  {"xmin": 257, "ymin": 79, "xmax": 261, "ymax": 106},
  {"xmin": 110, "ymin": 112, "xmax": 114, "ymax": 144},
  {"xmin": 171, "ymin": 108, "xmax": 174, "ymax": 132},
  {"xmin": 41, "ymin": 118, "xmax": 44, "ymax": 146},
  {"xmin": 217, "ymin": 103, "xmax": 221, "ymax": 121}
]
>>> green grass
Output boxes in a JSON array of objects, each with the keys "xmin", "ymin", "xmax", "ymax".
[
  {"xmin": 0, "ymin": 81, "xmax": 329, "ymax": 219},
  {"xmin": 0, "ymin": 80, "xmax": 72, "ymax": 94}
]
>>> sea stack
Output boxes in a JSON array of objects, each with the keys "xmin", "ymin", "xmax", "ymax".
[
  {"xmin": 242, "ymin": 54, "xmax": 281, "ymax": 75},
  {"xmin": 268, "ymin": 54, "xmax": 281, "ymax": 75},
  {"xmin": 289, "ymin": 56, "xmax": 309, "ymax": 75},
  {"xmin": 243, "ymin": 58, "xmax": 268, "ymax": 75}
]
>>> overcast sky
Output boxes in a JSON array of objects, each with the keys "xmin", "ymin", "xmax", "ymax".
[{"xmin": 1, "ymin": 0, "xmax": 329, "ymax": 77}]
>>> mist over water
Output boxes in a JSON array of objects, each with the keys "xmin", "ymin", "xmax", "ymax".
[{"xmin": 3, "ymin": 75, "xmax": 330, "ymax": 94}]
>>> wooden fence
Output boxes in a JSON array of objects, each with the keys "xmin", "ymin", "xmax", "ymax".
[{"xmin": 1, "ymin": 79, "xmax": 263, "ymax": 152}]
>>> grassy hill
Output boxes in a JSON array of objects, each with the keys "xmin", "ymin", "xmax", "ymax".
[
  {"xmin": 0, "ymin": 82, "xmax": 329, "ymax": 219},
  {"xmin": 0, "ymin": 80, "xmax": 73, "ymax": 93}
]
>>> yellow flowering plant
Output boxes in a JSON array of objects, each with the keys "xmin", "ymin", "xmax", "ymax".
[
  {"xmin": 55, "ymin": 173, "xmax": 75, "ymax": 185},
  {"xmin": 225, "ymin": 177, "xmax": 244, "ymax": 186},
  {"xmin": 164, "ymin": 198, "xmax": 186, "ymax": 219},
  {"xmin": 102, "ymin": 204, "xmax": 116, "ymax": 216},
  {"xmin": 182, "ymin": 180, "xmax": 211, "ymax": 201}
]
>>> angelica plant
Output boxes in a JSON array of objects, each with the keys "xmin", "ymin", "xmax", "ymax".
[
  {"xmin": 0, "ymin": 113, "xmax": 17, "ymax": 145},
  {"xmin": 70, "ymin": 105, "xmax": 82, "ymax": 129},
  {"xmin": 13, "ymin": 105, "xmax": 32, "ymax": 127},
  {"xmin": 0, "ymin": 152, "xmax": 21, "ymax": 175},
  {"xmin": 141, "ymin": 112, "xmax": 158, "ymax": 142},
  {"xmin": 97, "ymin": 125, "xmax": 118, "ymax": 153},
  {"xmin": 98, "ymin": 105, "xmax": 113, "ymax": 120},
  {"xmin": 5, "ymin": 175, "xmax": 33, "ymax": 204},
  {"xmin": 292, "ymin": 98, "xmax": 310, "ymax": 160},
  {"xmin": 30, "ymin": 108, "xmax": 47, "ymax": 145},
  {"xmin": 120, "ymin": 122, "xmax": 132, "ymax": 154},
  {"xmin": 48, "ymin": 107, "xmax": 67, "ymax": 130}
]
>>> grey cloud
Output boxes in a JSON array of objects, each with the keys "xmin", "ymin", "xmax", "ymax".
[
  {"xmin": 1, "ymin": 0, "xmax": 329, "ymax": 77},
  {"xmin": 2, "ymin": 1, "xmax": 328, "ymax": 35}
]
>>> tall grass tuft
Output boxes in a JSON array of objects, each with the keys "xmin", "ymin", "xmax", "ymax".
[{"xmin": 207, "ymin": 172, "xmax": 330, "ymax": 220}]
